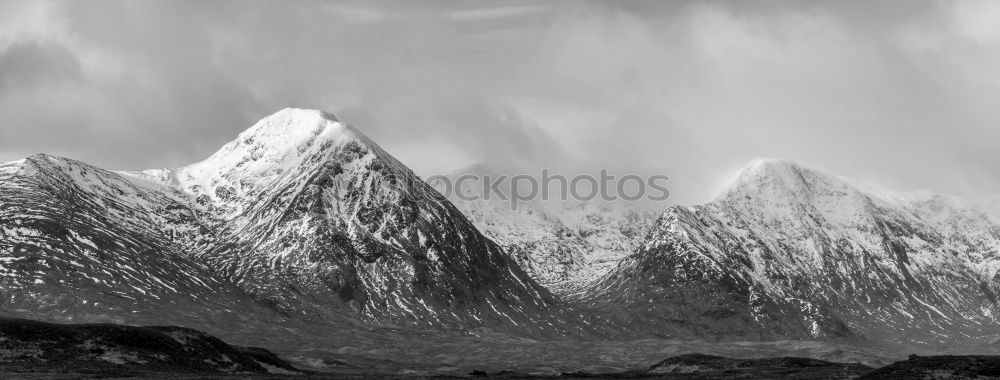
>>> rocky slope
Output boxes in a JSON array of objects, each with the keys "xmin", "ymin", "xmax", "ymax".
[{"xmin": 584, "ymin": 158, "xmax": 1000, "ymax": 344}]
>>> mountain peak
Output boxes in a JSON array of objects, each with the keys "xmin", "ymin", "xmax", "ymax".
[
  {"xmin": 2, "ymin": 155, "xmax": 76, "ymax": 179},
  {"xmin": 713, "ymin": 158, "xmax": 886, "ymax": 224},
  {"xmin": 267, "ymin": 107, "xmax": 340, "ymax": 124},
  {"xmin": 236, "ymin": 107, "xmax": 353, "ymax": 148},
  {"xmin": 172, "ymin": 108, "xmax": 370, "ymax": 191},
  {"xmin": 737, "ymin": 157, "xmax": 799, "ymax": 178},
  {"xmin": 21, "ymin": 153, "xmax": 87, "ymax": 170},
  {"xmin": 716, "ymin": 158, "xmax": 814, "ymax": 201}
]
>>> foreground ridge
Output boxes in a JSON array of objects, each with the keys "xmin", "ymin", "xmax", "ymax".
[{"xmin": 0, "ymin": 317, "xmax": 303, "ymax": 376}]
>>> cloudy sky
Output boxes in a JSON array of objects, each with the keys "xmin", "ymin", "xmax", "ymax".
[{"xmin": 1, "ymin": 0, "xmax": 999, "ymax": 205}]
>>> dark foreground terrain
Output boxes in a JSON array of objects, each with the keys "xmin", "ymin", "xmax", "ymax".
[
  {"xmin": 857, "ymin": 354, "xmax": 1000, "ymax": 379},
  {"xmin": 0, "ymin": 318, "xmax": 302, "ymax": 377},
  {"xmin": 632, "ymin": 353, "xmax": 872, "ymax": 379},
  {"xmin": 4, "ymin": 318, "xmax": 1000, "ymax": 379}
]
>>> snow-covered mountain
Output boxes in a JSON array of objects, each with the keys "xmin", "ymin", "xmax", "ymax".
[
  {"xmin": 1, "ymin": 108, "xmax": 593, "ymax": 335},
  {"xmin": 7, "ymin": 109, "xmax": 1000, "ymax": 351},
  {"xmin": 139, "ymin": 109, "xmax": 565, "ymax": 330},
  {"xmin": 584, "ymin": 158, "xmax": 1000, "ymax": 344},
  {"xmin": 439, "ymin": 165, "xmax": 659, "ymax": 296}
]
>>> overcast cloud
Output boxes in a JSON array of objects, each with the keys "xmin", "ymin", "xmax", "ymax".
[{"xmin": 0, "ymin": 0, "xmax": 998, "ymax": 205}]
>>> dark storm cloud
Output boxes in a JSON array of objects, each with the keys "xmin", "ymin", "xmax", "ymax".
[
  {"xmin": 1, "ymin": 0, "xmax": 999, "ymax": 204},
  {"xmin": 0, "ymin": 1, "xmax": 263, "ymax": 169}
]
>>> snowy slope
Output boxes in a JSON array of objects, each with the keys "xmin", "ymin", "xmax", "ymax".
[
  {"xmin": 585, "ymin": 158, "xmax": 1000, "ymax": 344},
  {"xmin": 442, "ymin": 165, "xmax": 658, "ymax": 296}
]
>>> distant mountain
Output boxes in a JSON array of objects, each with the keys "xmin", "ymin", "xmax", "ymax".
[
  {"xmin": 584, "ymin": 158, "xmax": 1000, "ymax": 344},
  {"xmin": 440, "ymin": 164, "xmax": 659, "ymax": 296}
]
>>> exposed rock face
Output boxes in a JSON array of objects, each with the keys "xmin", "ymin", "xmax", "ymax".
[{"xmin": 584, "ymin": 159, "xmax": 1000, "ymax": 342}]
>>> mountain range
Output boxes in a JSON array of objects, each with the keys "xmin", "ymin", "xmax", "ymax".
[{"xmin": 3, "ymin": 108, "xmax": 1000, "ymax": 370}]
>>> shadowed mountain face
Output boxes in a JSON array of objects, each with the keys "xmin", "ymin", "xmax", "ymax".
[{"xmin": 583, "ymin": 159, "xmax": 1000, "ymax": 344}]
